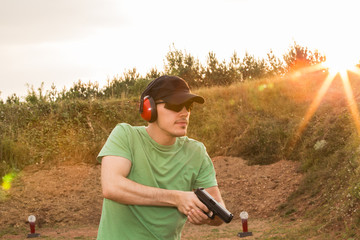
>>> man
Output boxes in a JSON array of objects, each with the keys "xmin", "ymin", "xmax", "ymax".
[{"xmin": 97, "ymin": 75, "xmax": 227, "ymax": 240}]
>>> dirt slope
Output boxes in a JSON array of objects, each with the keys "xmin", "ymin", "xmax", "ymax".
[{"xmin": 0, "ymin": 157, "xmax": 302, "ymax": 239}]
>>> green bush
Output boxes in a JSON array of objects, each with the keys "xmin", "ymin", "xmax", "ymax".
[{"xmin": 0, "ymin": 137, "xmax": 30, "ymax": 176}]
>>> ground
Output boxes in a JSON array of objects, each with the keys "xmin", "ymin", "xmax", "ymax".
[{"xmin": 0, "ymin": 157, "xmax": 303, "ymax": 239}]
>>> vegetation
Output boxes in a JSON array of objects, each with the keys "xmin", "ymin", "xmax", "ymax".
[
  {"xmin": 1, "ymin": 41, "xmax": 360, "ymax": 238},
  {"xmin": 0, "ymin": 41, "xmax": 325, "ymax": 104}
]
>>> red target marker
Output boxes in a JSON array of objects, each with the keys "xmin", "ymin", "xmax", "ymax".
[
  {"xmin": 27, "ymin": 215, "xmax": 40, "ymax": 238},
  {"xmin": 238, "ymin": 211, "xmax": 253, "ymax": 238}
]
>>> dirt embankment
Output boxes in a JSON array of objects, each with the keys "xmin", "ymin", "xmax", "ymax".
[
  {"xmin": 0, "ymin": 157, "xmax": 302, "ymax": 239},
  {"xmin": 213, "ymin": 156, "xmax": 302, "ymax": 219}
]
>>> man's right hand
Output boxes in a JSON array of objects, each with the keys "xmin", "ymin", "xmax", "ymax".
[{"xmin": 175, "ymin": 191, "xmax": 209, "ymax": 216}]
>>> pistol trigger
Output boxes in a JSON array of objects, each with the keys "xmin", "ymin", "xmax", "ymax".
[{"xmin": 207, "ymin": 211, "xmax": 215, "ymax": 219}]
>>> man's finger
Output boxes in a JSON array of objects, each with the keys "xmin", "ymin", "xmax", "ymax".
[
  {"xmin": 189, "ymin": 209, "xmax": 203, "ymax": 223},
  {"xmin": 193, "ymin": 193, "xmax": 209, "ymax": 213}
]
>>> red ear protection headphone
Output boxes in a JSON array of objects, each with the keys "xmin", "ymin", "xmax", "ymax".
[
  {"xmin": 139, "ymin": 77, "xmax": 163, "ymax": 122},
  {"xmin": 140, "ymin": 95, "xmax": 157, "ymax": 122}
]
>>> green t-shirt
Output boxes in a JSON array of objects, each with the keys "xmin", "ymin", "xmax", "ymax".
[{"xmin": 96, "ymin": 123, "xmax": 217, "ymax": 240}]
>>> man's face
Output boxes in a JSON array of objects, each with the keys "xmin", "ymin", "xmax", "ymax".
[{"xmin": 155, "ymin": 102, "xmax": 191, "ymax": 138}]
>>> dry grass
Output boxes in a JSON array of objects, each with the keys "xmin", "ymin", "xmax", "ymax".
[{"xmin": 1, "ymin": 70, "xmax": 360, "ymax": 238}]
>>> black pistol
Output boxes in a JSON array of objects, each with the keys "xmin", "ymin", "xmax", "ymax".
[{"xmin": 194, "ymin": 188, "xmax": 233, "ymax": 223}]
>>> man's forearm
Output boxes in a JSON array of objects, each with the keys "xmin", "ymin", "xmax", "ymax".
[
  {"xmin": 101, "ymin": 156, "xmax": 210, "ymax": 217},
  {"xmin": 103, "ymin": 174, "xmax": 181, "ymax": 207},
  {"xmin": 101, "ymin": 156, "xmax": 182, "ymax": 207}
]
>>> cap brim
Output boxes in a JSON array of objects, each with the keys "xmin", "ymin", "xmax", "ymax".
[{"xmin": 162, "ymin": 92, "xmax": 205, "ymax": 105}]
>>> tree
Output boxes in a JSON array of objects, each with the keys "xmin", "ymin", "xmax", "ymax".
[
  {"xmin": 59, "ymin": 80, "xmax": 101, "ymax": 100},
  {"xmin": 164, "ymin": 45, "xmax": 202, "ymax": 87},
  {"xmin": 0, "ymin": 91, "xmax": 3, "ymax": 105},
  {"xmin": 240, "ymin": 52, "xmax": 268, "ymax": 80},
  {"xmin": 102, "ymin": 68, "xmax": 141, "ymax": 99},
  {"xmin": 25, "ymin": 82, "xmax": 47, "ymax": 104},
  {"xmin": 6, "ymin": 94, "xmax": 20, "ymax": 105},
  {"xmin": 283, "ymin": 42, "xmax": 326, "ymax": 72},
  {"xmin": 266, "ymin": 50, "xmax": 285, "ymax": 77},
  {"xmin": 146, "ymin": 68, "xmax": 162, "ymax": 80},
  {"xmin": 228, "ymin": 52, "xmax": 243, "ymax": 82},
  {"xmin": 46, "ymin": 83, "xmax": 58, "ymax": 102},
  {"xmin": 202, "ymin": 52, "xmax": 233, "ymax": 86}
]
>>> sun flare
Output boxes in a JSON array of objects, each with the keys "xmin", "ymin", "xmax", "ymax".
[
  {"xmin": 287, "ymin": 50, "xmax": 360, "ymax": 156},
  {"xmin": 322, "ymin": 50, "xmax": 359, "ymax": 77}
]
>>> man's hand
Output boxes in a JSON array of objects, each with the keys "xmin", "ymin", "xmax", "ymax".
[
  {"xmin": 187, "ymin": 207, "xmax": 212, "ymax": 225},
  {"xmin": 190, "ymin": 186, "xmax": 226, "ymax": 226},
  {"xmin": 175, "ymin": 191, "xmax": 210, "ymax": 225},
  {"xmin": 174, "ymin": 187, "xmax": 226, "ymax": 226}
]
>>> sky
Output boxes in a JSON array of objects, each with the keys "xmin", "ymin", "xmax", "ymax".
[{"xmin": 1, "ymin": 0, "xmax": 359, "ymax": 100}]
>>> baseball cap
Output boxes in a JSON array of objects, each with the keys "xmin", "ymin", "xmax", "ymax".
[{"xmin": 140, "ymin": 75, "xmax": 205, "ymax": 105}]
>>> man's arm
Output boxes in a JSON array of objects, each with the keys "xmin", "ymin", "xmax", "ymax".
[{"xmin": 100, "ymin": 155, "xmax": 209, "ymax": 216}]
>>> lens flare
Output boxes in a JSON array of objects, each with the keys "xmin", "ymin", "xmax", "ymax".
[
  {"xmin": 1, "ymin": 172, "xmax": 17, "ymax": 191},
  {"xmin": 287, "ymin": 73, "xmax": 335, "ymax": 152},
  {"xmin": 287, "ymin": 62, "xmax": 360, "ymax": 155},
  {"xmin": 341, "ymin": 72, "xmax": 360, "ymax": 136}
]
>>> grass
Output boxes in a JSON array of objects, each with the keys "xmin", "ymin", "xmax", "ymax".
[
  {"xmin": 2, "ymin": 70, "xmax": 360, "ymax": 238},
  {"xmin": 0, "ymin": 225, "xmax": 98, "ymax": 239}
]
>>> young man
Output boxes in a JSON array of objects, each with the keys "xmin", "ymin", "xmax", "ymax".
[{"xmin": 97, "ymin": 75, "xmax": 226, "ymax": 240}]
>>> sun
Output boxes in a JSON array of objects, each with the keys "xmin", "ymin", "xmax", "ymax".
[
  {"xmin": 324, "ymin": 58, "xmax": 348, "ymax": 77},
  {"xmin": 322, "ymin": 50, "xmax": 359, "ymax": 77}
]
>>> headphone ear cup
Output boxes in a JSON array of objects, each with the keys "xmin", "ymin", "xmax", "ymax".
[{"xmin": 141, "ymin": 96, "xmax": 157, "ymax": 122}]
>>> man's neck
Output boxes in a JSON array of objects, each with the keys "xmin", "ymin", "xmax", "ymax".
[{"xmin": 145, "ymin": 125, "xmax": 177, "ymax": 146}]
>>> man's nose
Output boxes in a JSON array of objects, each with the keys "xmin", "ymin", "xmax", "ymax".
[{"xmin": 179, "ymin": 106, "xmax": 190, "ymax": 115}]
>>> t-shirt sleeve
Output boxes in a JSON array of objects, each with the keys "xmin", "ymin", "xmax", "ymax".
[
  {"xmin": 97, "ymin": 124, "xmax": 132, "ymax": 163},
  {"xmin": 193, "ymin": 147, "xmax": 218, "ymax": 189}
]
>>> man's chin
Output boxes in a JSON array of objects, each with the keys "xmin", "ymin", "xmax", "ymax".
[{"xmin": 173, "ymin": 129, "xmax": 187, "ymax": 137}]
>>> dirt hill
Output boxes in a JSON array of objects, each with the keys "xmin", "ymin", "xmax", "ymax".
[{"xmin": 0, "ymin": 156, "xmax": 302, "ymax": 239}]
